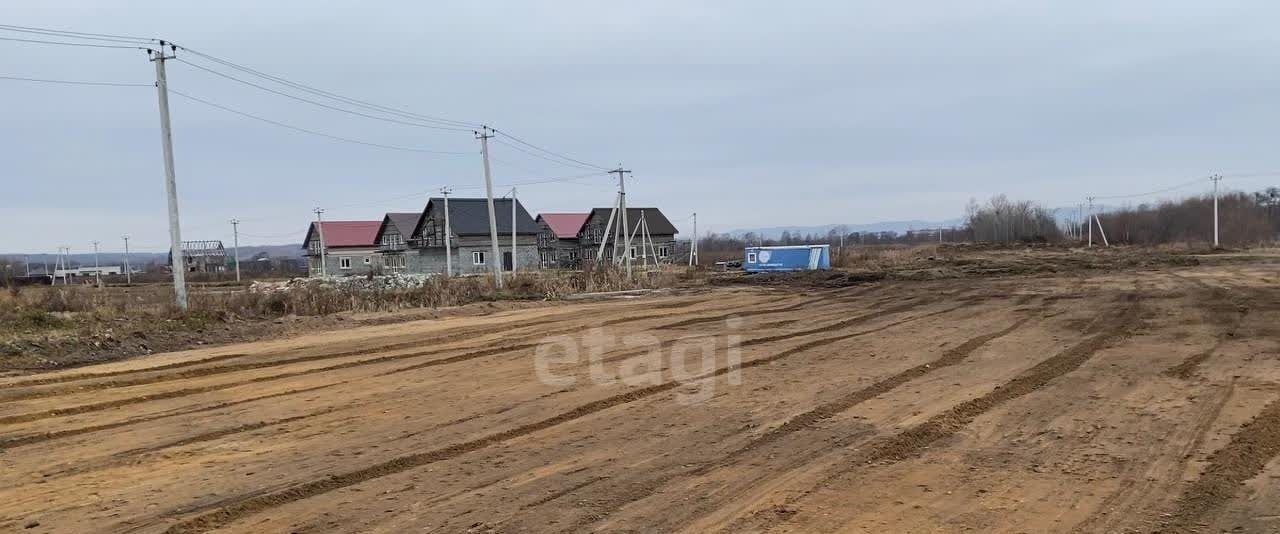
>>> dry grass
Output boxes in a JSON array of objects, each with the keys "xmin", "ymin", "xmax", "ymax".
[{"xmin": 832, "ymin": 244, "xmax": 941, "ymax": 270}]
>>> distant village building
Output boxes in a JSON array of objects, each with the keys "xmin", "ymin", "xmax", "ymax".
[
  {"xmin": 578, "ymin": 207, "xmax": 679, "ymax": 266},
  {"xmin": 170, "ymin": 240, "xmax": 227, "ymax": 273},
  {"xmin": 378, "ymin": 197, "xmax": 539, "ymax": 275},
  {"xmin": 302, "ymin": 221, "xmax": 381, "ymax": 276},
  {"xmin": 374, "ymin": 212, "xmax": 423, "ymax": 273},
  {"xmin": 536, "ymin": 213, "xmax": 589, "ymax": 268}
]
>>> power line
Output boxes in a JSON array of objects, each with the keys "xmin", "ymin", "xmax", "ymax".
[
  {"xmin": 1091, "ymin": 177, "xmax": 1207, "ymax": 201},
  {"xmin": 173, "ymin": 58, "xmax": 475, "ymax": 132},
  {"xmin": 491, "ymin": 128, "xmax": 611, "ymax": 171},
  {"xmin": 0, "ymin": 35, "xmax": 148, "ymax": 50},
  {"xmin": 174, "ymin": 45, "xmax": 481, "ymax": 130},
  {"xmin": 0, "ymin": 23, "xmax": 155, "ymax": 43},
  {"xmin": 0, "ymin": 75, "xmax": 151, "ymax": 87},
  {"xmin": 0, "ymin": 25, "xmax": 153, "ymax": 45},
  {"xmin": 168, "ymin": 88, "xmax": 474, "ymax": 155},
  {"xmin": 492, "ymin": 137, "xmax": 606, "ymax": 172}
]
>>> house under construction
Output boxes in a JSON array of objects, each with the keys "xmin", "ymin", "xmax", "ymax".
[{"xmin": 170, "ymin": 240, "xmax": 227, "ymax": 273}]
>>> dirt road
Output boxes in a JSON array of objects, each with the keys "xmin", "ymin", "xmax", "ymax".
[{"xmin": 2, "ymin": 262, "xmax": 1279, "ymax": 533}]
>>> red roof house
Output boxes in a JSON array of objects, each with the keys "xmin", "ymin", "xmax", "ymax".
[
  {"xmin": 537, "ymin": 213, "xmax": 590, "ymax": 239},
  {"xmin": 303, "ymin": 221, "xmax": 381, "ymax": 251}
]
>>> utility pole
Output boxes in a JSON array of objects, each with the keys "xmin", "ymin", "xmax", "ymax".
[
  {"xmin": 1086, "ymin": 197, "xmax": 1095, "ymax": 248},
  {"xmin": 230, "ymin": 218, "xmax": 241, "ymax": 282},
  {"xmin": 314, "ymin": 207, "xmax": 327, "ymax": 277},
  {"xmin": 24, "ymin": 255, "xmax": 30, "ymax": 278},
  {"xmin": 441, "ymin": 187, "xmax": 453, "ymax": 277},
  {"xmin": 1077, "ymin": 203, "xmax": 1084, "ymax": 241},
  {"xmin": 151, "ymin": 41, "xmax": 187, "ymax": 310},
  {"xmin": 91, "ymin": 240, "xmax": 101, "ymax": 287},
  {"xmin": 476, "ymin": 127, "xmax": 503, "ymax": 288},
  {"xmin": 611, "ymin": 167, "xmax": 632, "ymax": 277},
  {"xmin": 122, "ymin": 235, "xmax": 132, "ymax": 285},
  {"xmin": 1211, "ymin": 174, "xmax": 1223, "ymax": 248},
  {"xmin": 689, "ymin": 212, "xmax": 697, "ymax": 267},
  {"xmin": 510, "ymin": 186, "xmax": 518, "ymax": 273}
]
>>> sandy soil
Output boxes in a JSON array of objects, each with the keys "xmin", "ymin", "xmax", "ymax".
[{"xmin": 1, "ymin": 261, "xmax": 1279, "ymax": 533}]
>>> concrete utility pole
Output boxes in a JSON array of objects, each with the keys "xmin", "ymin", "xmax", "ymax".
[
  {"xmin": 24, "ymin": 255, "xmax": 30, "ymax": 277},
  {"xmin": 689, "ymin": 212, "xmax": 697, "ymax": 267},
  {"xmin": 91, "ymin": 240, "xmax": 101, "ymax": 287},
  {"xmin": 510, "ymin": 187, "xmax": 518, "ymax": 273},
  {"xmin": 151, "ymin": 42, "xmax": 188, "ymax": 310},
  {"xmin": 441, "ymin": 187, "xmax": 453, "ymax": 277},
  {"xmin": 610, "ymin": 167, "xmax": 633, "ymax": 276},
  {"xmin": 230, "ymin": 218, "xmax": 241, "ymax": 282},
  {"xmin": 1077, "ymin": 203, "xmax": 1084, "ymax": 241},
  {"xmin": 122, "ymin": 235, "xmax": 132, "ymax": 285},
  {"xmin": 314, "ymin": 207, "xmax": 327, "ymax": 277},
  {"xmin": 1211, "ymin": 174, "xmax": 1223, "ymax": 248},
  {"xmin": 1086, "ymin": 197, "xmax": 1096, "ymax": 248},
  {"xmin": 476, "ymin": 127, "xmax": 503, "ymax": 288}
]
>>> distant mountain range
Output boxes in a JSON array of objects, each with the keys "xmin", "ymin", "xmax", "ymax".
[
  {"xmin": 724, "ymin": 219, "xmax": 965, "ymax": 240},
  {"xmin": 724, "ymin": 206, "xmax": 1105, "ymax": 240},
  {"xmin": 2, "ymin": 244, "xmax": 303, "ymax": 272}
]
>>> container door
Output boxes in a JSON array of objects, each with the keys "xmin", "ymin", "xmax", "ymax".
[{"xmin": 808, "ymin": 247, "xmax": 821, "ymax": 269}]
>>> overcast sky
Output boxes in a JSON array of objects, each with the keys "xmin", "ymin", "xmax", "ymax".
[{"xmin": 5, "ymin": 1, "xmax": 1280, "ymax": 253}]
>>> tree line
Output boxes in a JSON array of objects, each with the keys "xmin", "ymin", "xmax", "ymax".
[{"xmin": 1094, "ymin": 189, "xmax": 1279, "ymax": 246}]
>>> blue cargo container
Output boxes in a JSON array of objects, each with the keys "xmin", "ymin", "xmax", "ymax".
[{"xmin": 743, "ymin": 245, "xmax": 831, "ymax": 272}]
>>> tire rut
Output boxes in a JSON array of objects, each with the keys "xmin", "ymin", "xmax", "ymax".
[
  {"xmin": 0, "ymin": 297, "xmax": 733, "ymax": 403},
  {"xmin": 159, "ymin": 293, "xmax": 955, "ymax": 534},
  {"xmin": 727, "ymin": 294, "xmax": 1142, "ymax": 533},
  {"xmin": 1155, "ymin": 394, "xmax": 1280, "ymax": 533},
  {"xmin": 0, "ymin": 295, "xmax": 719, "ymax": 392},
  {"xmin": 551, "ymin": 311, "xmax": 1033, "ymax": 532},
  {"xmin": 0, "ymin": 381, "xmax": 347, "ymax": 450},
  {"xmin": 0, "ymin": 291, "xmax": 916, "ymax": 428}
]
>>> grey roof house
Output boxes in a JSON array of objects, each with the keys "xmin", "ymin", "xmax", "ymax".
[{"xmin": 387, "ymin": 197, "xmax": 541, "ymax": 275}]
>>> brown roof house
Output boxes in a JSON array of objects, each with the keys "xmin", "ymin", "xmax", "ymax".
[{"xmin": 578, "ymin": 207, "xmax": 679, "ymax": 267}]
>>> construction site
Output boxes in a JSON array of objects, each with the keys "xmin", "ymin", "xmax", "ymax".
[{"xmin": 1, "ymin": 248, "xmax": 1278, "ymax": 533}]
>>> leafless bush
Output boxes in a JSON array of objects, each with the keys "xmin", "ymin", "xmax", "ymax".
[
  {"xmin": 1096, "ymin": 192, "xmax": 1277, "ymax": 246},
  {"xmin": 964, "ymin": 195, "xmax": 1062, "ymax": 243}
]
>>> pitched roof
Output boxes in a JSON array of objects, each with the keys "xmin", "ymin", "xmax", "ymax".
[
  {"xmin": 180, "ymin": 240, "xmax": 225, "ymax": 257},
  {"xmin": 586, "ymin": 208, "xmax": 679, "ymax": 236},
  {"xmin": 537, "ymin": 213, "xmax": 590, "ymax": 239},
  {"xmin": 302, "ymin": 221, "xmax": 381, "ymax": 249},
  {"xmin": 375, "ymin": 212, "xmax": 423, "ymax": 243},
  {"xmin": 416, "ymin": 198, "xmax": 539, "ymax": 237}
]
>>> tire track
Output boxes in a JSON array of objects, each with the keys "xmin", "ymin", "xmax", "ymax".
[
  {"xmin": 726, "ymin": 295, "xmax": 1142, "ymax": 533},
  {"xmin": 1071, "ymin": 380, "xmax": 1235, "ymax": 533},
  {"xmin": 0, "ymin": 295, "xmax": 758, "ymax": 404},
  {"xmin": 1155, "ymin": 395, "xmax": 1280, "ymax": 533},
  {"xmin": 715, "ymin": 315, "xmax": 1033, "ymax": 467},
  {"xmin": 1164, "ymin": 287, "xmax": 1250, "ymax": 380},
  {"xmin": 654, "ymin": 286, "xmax": 881, "ymax": 330},
  {"xmin": 0, "ymin": 381, "xmax": 346, "ymax": 450},
  {"xmin": 0, "ymin": 289, "xmax": 920, "ymax": 427},
  {"xmin": 0, "ymin": 295, "xmax": 719, "ymax": 391},
  {"xmin": 160, "ymin": 294, "xmax": 956, "ymax": 533},
  {"xmin": 550, "ymin": 312, "xmax": 1034, "ymax": 532}
]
